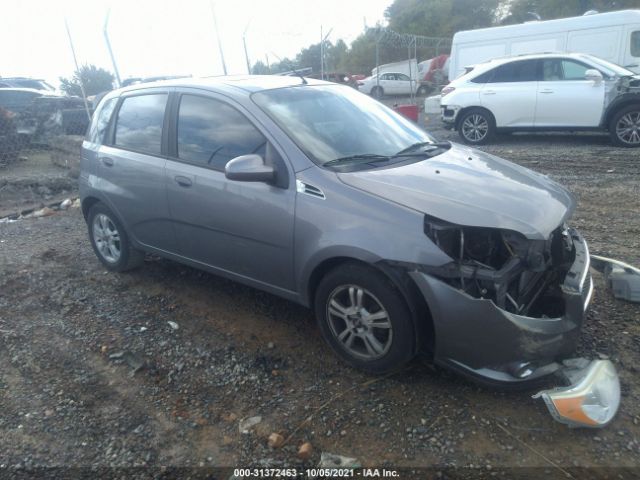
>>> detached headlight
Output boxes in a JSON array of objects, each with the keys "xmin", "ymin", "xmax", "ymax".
[{"xmin": 534, "ymin": 360, "xmax": 620, "ymax": 428}]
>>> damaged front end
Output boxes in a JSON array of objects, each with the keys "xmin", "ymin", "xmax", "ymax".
[
  {"xmin": 409, "ymin": 216, "xmax": 594, "ymax": 383},
  {"xmin": 408, "ymin": 216, "xmax": 620, "ymax": 426}
]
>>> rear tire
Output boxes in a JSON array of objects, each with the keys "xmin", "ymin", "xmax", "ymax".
[
  {"xmin": 371, "ymin": 86, "xmax": 384, "ymax": 99},
  {"xmin": 314, "ymin": 263, "xmax": 416, "ymax": 374},
  {"xmin": 457, "ymin": 108, "xmax": 495, "ymax": 145},
  {"xmin": 609, "ymin": 105, "xmax": 640, "ymax": 147},
  {"xmin": 87, "ymin": 202, "xmax": 144, "ymax": 272}
]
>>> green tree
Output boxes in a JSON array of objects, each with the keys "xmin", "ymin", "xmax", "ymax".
[
  {"xmin": 502, "ymin": 0, "xmax": 640, "ymax": 23},
  {"xmin": 59, "ymin": 65, "xmax": 114, "ymax": 97},
  {"xmin": 384, "ymin": 0, "xmax": 499, "ymax": 38},
  {"xmin": 251, "ymin": 60, "xmax": 270, "ymax": 74}
]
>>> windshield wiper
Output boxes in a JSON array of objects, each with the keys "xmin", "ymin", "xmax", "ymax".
[
  {"xmin": 396, "ymin": 141, "xmax": 451, "ymax": 155},
  {"xmin": 324, "ymin": 154, "xmax": 391, "ymax": 166}
]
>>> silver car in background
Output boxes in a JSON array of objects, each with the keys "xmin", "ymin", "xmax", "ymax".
[{"xmin": 81, "ymin": 76, "xmax": 619, "ymax": 428}]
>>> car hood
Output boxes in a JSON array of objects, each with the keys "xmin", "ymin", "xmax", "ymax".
[{"xmin": 336, "ymin": 144, "xmax": 575, "ymax": 240}]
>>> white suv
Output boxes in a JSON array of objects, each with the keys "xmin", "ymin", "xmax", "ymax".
[{"xmin": 440, "ymin": 52, "xmax": 640, "ymax": 147}]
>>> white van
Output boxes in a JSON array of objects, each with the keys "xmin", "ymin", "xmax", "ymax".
[{"xmin": 449, "ymin": 9, "xmax": 640, "ymax": 79}]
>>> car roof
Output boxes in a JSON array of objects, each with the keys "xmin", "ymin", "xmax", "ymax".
[
  {"xmin": 473, "ymin": 52, "xmax": 594, "ymax": 68},
  {"xmin": 117, "ymin": 74, "xmax": 329, "ymax": 95},
  {"xmin": 0, "ymin": 87, "xmax": 45, "ymax": 95}
]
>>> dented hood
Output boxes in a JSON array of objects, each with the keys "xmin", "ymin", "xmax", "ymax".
[{"xmin": 337, "ymin": 144, "xmax": 575, "ymax": 240}]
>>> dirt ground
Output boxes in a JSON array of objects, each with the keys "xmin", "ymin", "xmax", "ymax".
[{"xmin": 1, "ymin": 117, "xmax": 639, "ymax": 478}]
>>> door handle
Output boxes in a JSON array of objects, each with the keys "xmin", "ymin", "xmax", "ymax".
[
  {"xmin": 540, "ymin": 89, "xmax": 554, "ymax": 94},
  {"xmin": 101, "ymin": 157, "xmax": 114, "ymax": 167},
  {"xmin": 174, "ymin": 175, "xmax": 193, "ymax": 187},
  {"xmin": 483, "ymin": 90, "xmax": 496, "ymax": 95}
]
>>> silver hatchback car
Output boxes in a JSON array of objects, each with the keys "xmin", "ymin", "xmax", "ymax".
[{"xmin": 81, "ymin": 76, "xmax": 611, "ymax": 408}]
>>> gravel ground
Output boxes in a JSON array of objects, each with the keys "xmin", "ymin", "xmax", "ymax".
[{"xmin": 1, "ymin": 117, "xmax": 639, "ymax": 478}]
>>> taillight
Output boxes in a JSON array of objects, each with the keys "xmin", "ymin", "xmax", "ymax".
[{"xmin": 441, "ymin": 86, "xmax": 455, "ymax": 96}]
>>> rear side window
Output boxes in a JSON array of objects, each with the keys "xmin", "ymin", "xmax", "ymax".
[
  {"xmin": 470, "ymin": 69, "xmax": 495, "ymax": 83},
  {"xmin": 631, "ymin": 31, "xmax": 640, "ymax": 57},
  {"xmin": 86, "ymin": 97, "xmax": 117, "ymax": 144},
  {"xmin": 490, "ymin": 60, "xmax": 538, "ymax": 82},
  {"xmin": 177, "ymin": 94, "xmax": 266, "ymax": 170},
  {"xmin": 114, "ymin": 93, "xmax": 167, "ymax": 154}
]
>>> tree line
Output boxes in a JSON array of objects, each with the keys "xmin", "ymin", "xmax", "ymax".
[{"xmin": 253, "ymin": 0, "xmax": 640, "ymax": 76}]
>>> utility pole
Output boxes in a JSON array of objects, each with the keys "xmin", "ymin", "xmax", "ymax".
[
  {"xmin": 320, "ymin": 26, "xmax": 332, "ymax": 80},
  {"xmin": 64, "ymin": 18, "xmax": 92, "ymax": 121},
  {"xmin": 210, "ymin": 1, "xmax": 227, "ymax": 75},
  {"xmin": 103, "ymin": 9, "xmax": 121, "ymax": 88},
  {"xmin": 243, "ymin": 19, "xmax": 252, "ymax": 74}
]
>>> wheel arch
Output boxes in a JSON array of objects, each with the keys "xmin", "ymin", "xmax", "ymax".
[
  {"xmin": 305, "ymin": 256, "xmax": 435, "ymax": 355},
  {"xmin": 603, "ymin": 98, "xmax": 640, "ymax": 130},
  {"xmin": 81, "ymin": 196, "xmax": 101, "ymax": 220},
  {"xmin": 454, "ymin": 105, "xmax": 496, "ymax": 130}
]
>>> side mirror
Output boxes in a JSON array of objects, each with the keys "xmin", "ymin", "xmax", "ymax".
[
  {"xmin": 225, "ymin": 154, "xmax": 275, "ymax": 183},
  {"xmin": 585, "ymin": 69, "xmax": 603, "ymax": 83}
]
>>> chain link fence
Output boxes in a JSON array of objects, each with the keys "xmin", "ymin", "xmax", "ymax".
[{"xmin": 0, "ymin": 78, "xmax": 94, "ymax": 216}]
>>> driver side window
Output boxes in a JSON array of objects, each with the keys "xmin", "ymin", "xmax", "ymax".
[{"xmin": 177, "ymin": 94, "xmax": 267, "ymax": 171}]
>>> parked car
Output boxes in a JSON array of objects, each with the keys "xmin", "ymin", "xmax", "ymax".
[
  {"xmin": 0, "ymin": 76, "xmax": 57, "ymax": 92},
  {"xmin": 448, "ymin": 9, "xmax": 640, "ymax": 80},
  {"xmin": 357, "ymin": 72, "xmax": 418, "ymax": 97},
  {"xmin": 440, "ymin": 52, "xmax": 640, "ymax": 146},
  {"xmin": 80, "ymin": 76, "xmax": 618, "ymax": 427},
  {"xmin": 0, "ymin": 106, "xmax": 20, "ymax": 165},
  {"xmin": 0, "ymin": 88, "xmax": 90, "ymax": 142}
]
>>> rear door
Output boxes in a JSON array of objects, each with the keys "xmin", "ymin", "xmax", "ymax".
[
  {"xmin": 98, "ymin": 90, "xmax": 177, "ymax": 252},
  {"xmin": 164, "ymin": 91, "xmax": 296, "ymax": 290},
  {"xmin": 534, "ymin": 58, "xmax": 605, "ymax": 127},
  {"xmin": 479, "ymin": 59, "xmax": 538, "ymax": 127},
  {"xmin": 396, "ymin": 73, "xmax": 415, "ymax": 95}
]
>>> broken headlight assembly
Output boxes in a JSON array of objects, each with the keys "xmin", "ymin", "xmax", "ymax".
[
  {"xmin": 422, "ymin": 215, "xmax": 574, "ymax": 318},
  {"xmin": 533, "ymin": 359, "xmax": 620, "ymax": 428}
]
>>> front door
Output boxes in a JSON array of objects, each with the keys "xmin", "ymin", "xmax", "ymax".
[
  {"xmin": 165, "ymin": 92, "xmax": 296, "ymax": 290},
  {"xmin": 534, "ymin": 58, "xmax": 605, "ymax": 127}
]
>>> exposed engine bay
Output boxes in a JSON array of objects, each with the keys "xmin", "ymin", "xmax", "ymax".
[{"xmin": 422, "ymin": 215, "xmax": 575, "ymax": 318}]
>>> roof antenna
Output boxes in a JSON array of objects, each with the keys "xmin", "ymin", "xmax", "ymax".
[{"xmin": 271, "ymin": 52, "xmax": 307, "ymax": 84}]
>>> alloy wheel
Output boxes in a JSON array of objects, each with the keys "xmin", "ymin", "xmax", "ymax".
[
  {"xmin": 92, "ymin": 213, "xmax": 121, "ymax": 263},
  {"xmin": 326, "ymin": 285, "xmax": 393, "ymax": 360},
  {"xmin": 462, "ymin": 114, "xmax": 489, "ymax": 142},
  {"xmin": 615, "ymin": 111, "xmax": 640, "ymax": 145}
]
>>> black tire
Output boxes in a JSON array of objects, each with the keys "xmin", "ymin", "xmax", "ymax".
[
  {"xmin": 87, "ymin": 202, "xmax": 144, "ymax": 272},
  {"xmin": 371, "ymin": 86, "xmax": 384, "ymax": 99},
  {"xmin": 457, "ymin": 108, "xmax": 495, "ymax": 145},
  {"xmin": 417, "ymin": 85, "xmax": 431, "ymax": 96},
  {"xmin": 314, "ymin": 263, "xmax": 416, "ymax": 374},
  {"xmin": 609, "ymin": 105, "xmax": 640, "ymax": 147}
]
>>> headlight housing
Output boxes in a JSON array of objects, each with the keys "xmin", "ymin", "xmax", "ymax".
[{"xmin": 534, "ymin": 360, "xmax": 620, "ymax": 428}]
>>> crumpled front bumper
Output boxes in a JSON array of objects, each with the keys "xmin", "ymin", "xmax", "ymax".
[{"xmin": 409, "ymin": 228, "xmax": 594, "ymax": 385}]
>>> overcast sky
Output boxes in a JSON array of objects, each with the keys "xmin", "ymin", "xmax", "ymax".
[{"xmin": 2, "ymin": 0, "xmax": 392, "ymax": 87}]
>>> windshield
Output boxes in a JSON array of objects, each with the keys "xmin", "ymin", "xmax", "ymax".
[
  {"xmin": 252, "ymin": 84, "xmax": 435, "ymax": 165},
  {"xmin": 582, "ymin": 55, "xmax": 634, "ymax": 77}
]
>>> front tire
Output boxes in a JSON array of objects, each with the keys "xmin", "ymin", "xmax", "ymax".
[
  {"xmin": 87, "ymin": 202, "xmax": 144, "ymax": 272},
  {"xmin": 609, "ymin": 105, "xmax": 640, "ymax": 147},
  {"xmin": 457, "ymin": 108, "xmax": 495, "ymax": 145},
  {"xmin": 314, "ymin": 263, "xmax": 416, "ymax": 374},
  {"xmin": 417, "ymin": 85, "xmax": 431, "ymax": 96}
]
